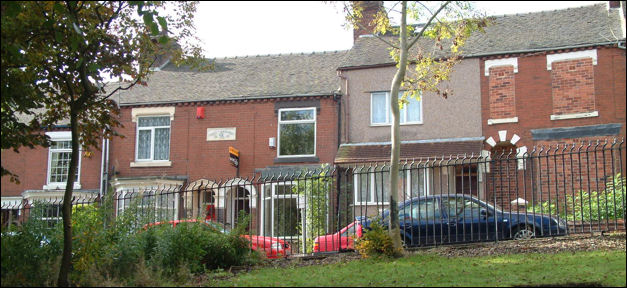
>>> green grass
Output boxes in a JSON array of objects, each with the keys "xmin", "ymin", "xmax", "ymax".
[{"xmin": 210, "ymin": 250, "xmax": 626, "ymax": 287}]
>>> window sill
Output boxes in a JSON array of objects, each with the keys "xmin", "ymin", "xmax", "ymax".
[
  {"xmin": 550, "ymin": 111, "xmax": 598, "ymax": 120},
  {"xmin": 130, "ymin": 161, "xmax": 172, "ymax": 168},
  {"xmin": 43, "ymin": 183, "xmax": 82, "ymax": 190},
  {"xmin": 273, "ymin": 157, "xmax": 319, "ymax": 164},
  {"xmin": 370, "ymin": 122, "xmax": 423, "ymax": 127},
  {"xmin": 488, "ymin": 117, "xmax": 518, "ymax": 125}
]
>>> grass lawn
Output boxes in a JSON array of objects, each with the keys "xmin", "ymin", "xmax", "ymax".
[{"xmin": 210, "ymin": 250, "xmax": 626, "ymax": 287}]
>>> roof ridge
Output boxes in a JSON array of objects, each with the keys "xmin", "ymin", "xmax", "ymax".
[
  {"xmin": 211, "ymin": 49, "xmax": 349, "ymax": 60},
  {"xmin": 485, "ymin": 2, "xmax": 604, "ymax": 19}
]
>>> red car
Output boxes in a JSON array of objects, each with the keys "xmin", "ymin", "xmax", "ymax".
[
  {"xmin": 143, "ymin": 219, "xmax": 291, "ymax": 259},
  {"xmin": 313, "ymin": 221, "xmax": 362, "ymax": 253}
]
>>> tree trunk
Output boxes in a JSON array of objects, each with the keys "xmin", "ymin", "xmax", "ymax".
[
  {"xmin": 57, "ymin": 108, "xmax": 78, "ymax": 287},
  {"xmin": 388, "ymin": 1, "xmax": 409, "ymax": 253}
]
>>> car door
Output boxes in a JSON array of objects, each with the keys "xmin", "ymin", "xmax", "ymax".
[
  {"xmin": 442, "ymin": 195, "xmax": 497, "ymax": 243},
  {"xmin": 399, "ymin": 197, "xmax": 443, "ymax": 246}
]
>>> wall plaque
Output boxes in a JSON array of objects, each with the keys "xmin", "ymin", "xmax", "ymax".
[{"xmin": 207, "ymin": 127, "xmax": 236, "ymax": 141}]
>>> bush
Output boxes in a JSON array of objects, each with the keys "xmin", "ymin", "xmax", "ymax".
[
  {"xmin": 527, "ymin": 174, "xmax": 625, "ymax": 221},
  {"xmin": 1, "ymin": 204, "xmax": 62, "ymax": 287},
  {"xmin": 355, "ymin": 221, "xmax": 402, "ymax": 259}
]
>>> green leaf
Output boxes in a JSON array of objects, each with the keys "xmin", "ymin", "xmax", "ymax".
[{"xmin": 157, "ymin": 16, "xmax": 167, "ymax": 31}]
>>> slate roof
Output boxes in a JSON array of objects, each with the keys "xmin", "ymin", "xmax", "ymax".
[
  {"xmin": 335, "ymin": 140, "xmax": 484, "ymax": 163},
  {"xmin": 340, "ymin": 3, "xmax": 625, "ymax": 69},
  {"xmin": 113, "ymin": 50, "xmax": 347, "ymax": 106}
]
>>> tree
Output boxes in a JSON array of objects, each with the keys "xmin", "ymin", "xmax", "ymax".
[
  {"xmin": 1, "ymin": 1, "xmax": 206, "ymax": 285},
  {"xmin": 343, "ymin": 1, "xmax": 487, "ymax": 252}
]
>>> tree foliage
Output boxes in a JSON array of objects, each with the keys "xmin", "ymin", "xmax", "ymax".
[
  {"xmin": 1, "ymin": 1, "xmax": 206, "ymax": 285},
  {"xmin": 342, "ymin": 1, "xmax": 488, "ymax": 252}
]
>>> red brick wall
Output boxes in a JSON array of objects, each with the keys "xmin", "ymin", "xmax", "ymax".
[
  {"xmin": 1, "ymin": 134, "xmax": 103, "ymax": 197},
  {"xmin": 109, "ymin": 96, "xmax": 338, "ymax": 182},
  {"xmin": 480, "ymin": 47, "xmax": 626, "ymax": 207},
  {"xmin": 488, "ymin": 66, "xmax": 517, "ymax": 119},
  {"xmin": 551, "ymin": 58, "xmax": 596, "ymax": 115},
  {"xmin": 481, "ymin": 47, "xmax": 626, "ymax": 149}
]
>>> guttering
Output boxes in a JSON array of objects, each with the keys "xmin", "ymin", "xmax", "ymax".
[
  {"xmin": 340, "ymin": 136, "xmax": 486, "ymax": 147},
  {"xmin": 464, "ymin": 41, "xmax": 623, "ymax": 58},
  {"xmin": 118, "ymin": 92, "xmax": 335, "ymax": 107}
]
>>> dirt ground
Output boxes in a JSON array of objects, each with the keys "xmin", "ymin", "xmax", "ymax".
[{"xmin": 255, "ymin": 232, "xmax": 626, "ymax": 270}]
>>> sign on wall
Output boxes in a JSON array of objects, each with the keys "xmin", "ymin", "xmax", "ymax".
[
  {"xmin": 207, "ymin": 127, "xmax": 236, "ymax": 141},
  {"xmin": 229, "ymin": 146, "xmax": 239, "ymax": 168}
]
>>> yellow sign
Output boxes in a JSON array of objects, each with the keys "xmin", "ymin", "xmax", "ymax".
[{"xmin": 229, "ymin": 146, "xmax": 239, "ymax": 157}]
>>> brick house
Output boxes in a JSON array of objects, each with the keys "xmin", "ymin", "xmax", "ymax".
[
  {"xmin": 334, "ymin": 2, "xmax": 486, "ymax": 217},
  {"xmin": 477, "ymin": 3, "xmax": 626, "ymax": 207},
  {"xmin": 1, "ymin": 125, "xmax": 104, "ymax": 227},
  {"xmin": 333, "ymin": 2, "xmax": 626, "ymax": 214},
  {"xmin": 107, "ymin": 51, "xmax": 344, "ymax": 235}
]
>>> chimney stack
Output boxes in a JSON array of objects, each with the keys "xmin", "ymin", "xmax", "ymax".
[{"xmin": 353, "ymin": 1, "xmax": 385, "ymax": 41}]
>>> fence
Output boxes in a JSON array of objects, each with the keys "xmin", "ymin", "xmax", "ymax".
[{"xmin": 2, "ymin": 140, "xmax": 625, "ymax": 256}]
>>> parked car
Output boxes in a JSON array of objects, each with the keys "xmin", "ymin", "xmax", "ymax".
[
  {"xmin": 313, "ymin": 221, "xmax": 363, "ymax": 253},
  {"xmin": 314, "ymin": 194, "xmax": 568, "ymax": 252},
  {"xmin": 143, "ymin": 219, "xmax": 291, "ymax": 259}
]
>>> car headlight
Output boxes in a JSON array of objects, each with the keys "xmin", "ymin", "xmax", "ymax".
[
  {"xmin": 271, "ymin": 242, "xmax": 284, "ymax": 250},
  {"xmin": 558, "ymin": 219, "xmax": 568, "ymax": 229}
]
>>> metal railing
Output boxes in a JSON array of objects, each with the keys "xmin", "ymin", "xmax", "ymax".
[{"xmin": 2, "ymin": 139, "xmax": 624, "ymax": 256}]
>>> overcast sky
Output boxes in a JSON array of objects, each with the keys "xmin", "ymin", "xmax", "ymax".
[{"xmin": 195, "ymin": 1, "xmax": 606, "ymax": 58}]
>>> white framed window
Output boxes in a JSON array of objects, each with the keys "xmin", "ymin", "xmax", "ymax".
[
  {"xmin": 261, "ymin": 182, "xmax": 302, "ymax": 239},
  {"xmin": 354, "ymin": 169, "xmax": 428, "ymax": 205},
  {"xmin": 135, "ymin": 116, "xmax": 171, "ymax": 161},
  {"xmin": 45, "ymin": 132, "xmax": 80, "ymax": 190},
  {"xmin": 277, "ymin": 108, "xmax": 316, "ymax": 157},
  {"xmin": 371, "ymin": 92, "xmax": 423, "ymax": 125},
  {"xmin": 115, "ymin": 188, "xmax": 179, "ymax": 222}
]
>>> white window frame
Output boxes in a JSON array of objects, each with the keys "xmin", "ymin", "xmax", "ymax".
[
  {"xmin": 260, "ymin": 181, "xmax": 302, "ymax": 239},
  {"xmin": 134, "ymin": 115, "xmax": 171, "ymax": 162},
  {"xmin": 44, "ymin": 131, "xmax": 81, "ymax": 190},
  {"xmin": 370, "ymin": 91, "xmax": 423, "ymax": 126},
  {"xmin": 354, "ymin": 169, "xmax": 429, "ymax": 205},
  {"xmin": 277, "ymin": 107, "xmax": 317, "ymax": 158}
]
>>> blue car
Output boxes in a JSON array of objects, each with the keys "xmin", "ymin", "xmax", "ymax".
[{"xmin": 360, "ymin": 194, "xmax": 568, "ymax": 247}]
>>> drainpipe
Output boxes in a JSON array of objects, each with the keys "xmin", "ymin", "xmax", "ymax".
[
  {"xmin": 333, "ymin": 90, "xmax": 342, "ymax": 149},
  {"xmin": 337, "ymin": 71, "xmax": 349, "ymax": 144},
  {"xmin": 99, "ymin": 136, "xmax": 106, "ymax": 197}
]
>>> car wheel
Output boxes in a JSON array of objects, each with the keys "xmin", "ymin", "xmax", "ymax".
[{"xmin": 513, "ymin": 225, "xmax": 536, "ymax": 240}]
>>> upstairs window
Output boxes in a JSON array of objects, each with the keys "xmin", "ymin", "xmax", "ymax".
[
  {"xmin": 136, "ymin": 116, "xmax": 171, "ymax": 161},
  {"xmin": 371, "ymin": 92, "xmax": 422, "ymax": 125},
  {"xmin": 45, "ymin": 131, "xmax": 80, "ymax": 189},
  {"xmin": 277, "ymin": 108, "xmax": 316, "ymax": 157}
]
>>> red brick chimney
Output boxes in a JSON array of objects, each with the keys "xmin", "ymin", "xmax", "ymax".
[{"xmin": 353, "ymin": 1, "xmax": 385, "ymax": 41}]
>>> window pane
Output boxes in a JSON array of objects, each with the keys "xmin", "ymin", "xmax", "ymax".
[
  {"xmin": 138, "ymin": 116, "xmax": 170, "ymax": 127},
  {"xmin": 154, "ymin": 128, "xmax": 170, "ymax": 160},
  {"xmin": 273, "ymin": 198, "xmax": 300, "ymax": 236},
  {"xmin": 52, "ymin": 141, "xmax": 72, "ymax": 149},
  {"xmin": 279, "ymin": 123, "xmax": 314, "ymax": 156},
  {"xmin": 49, "ymin": 151, "xmax": 73, "ymax": 183},
  {"xmin": 371, "ymin": 93, "xmax": 387, "ymax": 124},
  {"xmin": 406, "ymin": 96, "xmax": 422, "ymax": 122},
  {"xmin": 264, "ymin": 198, "xmax": 272, "ymax": 236},
  {"xmin": 276, "ymin": 184, "xmax": 294, "ymax": 195},
  {"xmin": 137, "ymin": 130, "xmax": 151, "ymax": 160},
  {"xmin": 410, "ymin": 169, "xmax": 426, "ymax": 197},
  {"xmin": 373, "ymin": 171, "xmax": 390, "ymax": 203},
  {"xmin": 412, "ymin": 199, "xmax": 440, "ymax": 220},
  {"xmin": 357, "ymin": 173, "xmax": 371, "ymax": 203},
  {"xmin": 280, "ymin": 109, "xmax": 313, "ymax": 121}
]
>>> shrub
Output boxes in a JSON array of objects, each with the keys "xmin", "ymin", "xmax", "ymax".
[
  {"xmin": 1, "ymin": 204, "xmax": 62, "ymax": 287},
  {"xmin": 355, "ymin": 221, "xmax": 402, "ymax": 259},
  {"xmin": 527, "ymin": 174, "xmax": 625, "ymax": 221}
]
